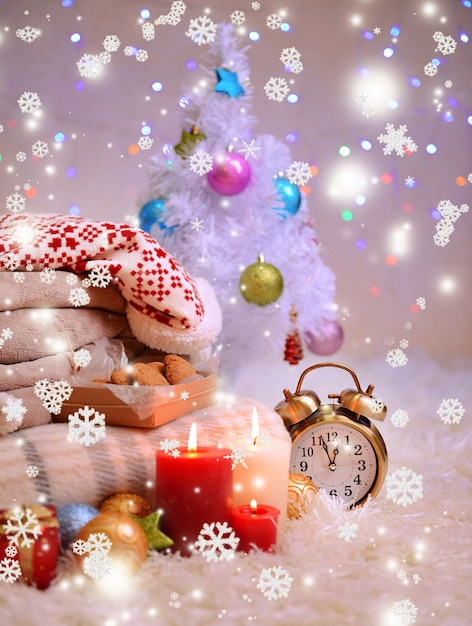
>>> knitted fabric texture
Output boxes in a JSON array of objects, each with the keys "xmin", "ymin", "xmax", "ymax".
[{"xmin": 0, "ymin": 213, "xmax": 222, "ymax": 357}]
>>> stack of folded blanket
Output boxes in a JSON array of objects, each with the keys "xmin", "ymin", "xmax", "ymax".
[{"xmin": 0, "ymin": 212, "xmax": 222, "ymax": 435}]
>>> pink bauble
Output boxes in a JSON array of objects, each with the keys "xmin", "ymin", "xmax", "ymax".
[
  {"xmin": 207, "ymin": 152, "xmax": 251, "ymax": 195},
  {"xmin": 304, "ymin": 320, "xmax": 344, "ymax": 356}
]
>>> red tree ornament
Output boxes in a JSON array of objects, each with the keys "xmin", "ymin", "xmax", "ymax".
[{"xmin": 284, "ymin": 306, "xmax": 304, "ymax": 365}]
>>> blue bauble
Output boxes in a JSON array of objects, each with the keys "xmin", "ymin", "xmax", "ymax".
[
  {"xmin": 138, "ymin": 198, "xmax": 167, "ymax": 233},
  {"xmin": 272, "ymin": 177, "xmax": 302, "ymax": 219},
  {"xmin": 57, "ymin": 503, "xmax": 99, "ymax": 551}
]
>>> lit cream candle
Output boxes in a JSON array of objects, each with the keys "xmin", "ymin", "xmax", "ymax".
[{"xmin": 232, "ymin": 407, "xmax": 291, "ymax": 531}]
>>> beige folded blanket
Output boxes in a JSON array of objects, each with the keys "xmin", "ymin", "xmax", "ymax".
[{"xmin": 0, "ymin": 307, "xmax": 128, "ymax": 364}]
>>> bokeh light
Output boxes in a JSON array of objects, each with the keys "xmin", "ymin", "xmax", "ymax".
[
  {"xmin": 339, "ymin": 145, "xmax": 351, "ymax": 157},
  {"xmin": 249, "ymin": 31, "xmax": 260, "ymax": 41},
  {"xmin": 425, "ymin": 143, "xmax": 437, "ymax": 154},
  {"xmin": 151, "ymin": 81, "xmax": 163, "ymax": 92}
]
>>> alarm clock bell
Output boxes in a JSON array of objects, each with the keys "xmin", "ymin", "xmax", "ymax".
[{"xmin": 275, "ymin": 362, "xmax": 387, "ymax": 430}]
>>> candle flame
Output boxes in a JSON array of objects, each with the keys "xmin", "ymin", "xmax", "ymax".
[
  {"xmin": 252, "ymin": 406, "xmax": 259, "ymax": 445},
  {"xmin": 188, "ymin": 422, "xmax": 198, "ymax": 452},
  {"xmin": 250, "ymin": 499, "xmax": 258, "ymax": 514}
]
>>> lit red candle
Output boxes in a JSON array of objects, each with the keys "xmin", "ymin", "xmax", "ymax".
[
  {"xmin": 155, "ymin": 423, "xmax": 233, "ymax": 557},
  {"xmin": 232, "ymin": 499, "xmax": 280, "ymax": 553}
]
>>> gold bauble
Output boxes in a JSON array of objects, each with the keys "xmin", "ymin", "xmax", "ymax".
[
  {"xmin": 100, "ymin": 493, "xmax": 153, "ymax": 519},
  {"xmin": 287, "ymin": 472, "xmax": 319, "ymax": 520},
  {"xmin": 74, "ymin": 512, "xmax": 148, "ymax": 578},
  {"xmin": 239, "ymin": 257, "xmax": 284, "ymax": 306}
]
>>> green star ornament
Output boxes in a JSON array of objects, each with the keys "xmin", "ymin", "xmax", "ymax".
[
  {"xmin": 174, "ymin": 126, "xmax": 206, "ymax": 158},
  {"xmin": 131, "ymin": 510, "xmax": 173, "ymax": 551}
]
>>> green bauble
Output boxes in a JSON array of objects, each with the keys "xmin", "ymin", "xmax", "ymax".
[{"xmin": 239, "ymin": 258, "xmax": 284, "ymax": 306}]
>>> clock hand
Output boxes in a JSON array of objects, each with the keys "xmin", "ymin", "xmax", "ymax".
[
  {"xmin": 328, "ymin": 443, "xmax": 339, "ymax": 471},
  {"xmin": 321, "ymin": 437, "xmax": 332, "ymax": 463}
]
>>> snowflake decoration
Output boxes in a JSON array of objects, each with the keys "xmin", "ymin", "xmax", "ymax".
[
  {"xmin": 77, "ymin": 54, "xmax": 104, "ymax": 78},
  {"xmin": 84, "ymin": 551, "xmax": 113, "ymax": 581},
  {"xmin": 445, "ymin": 80, "xmax": 453, "ymax": 88},
  {"xmin": 230, "ymin": 10, "xmax": 246, "ymax": 26},
  {"xmin": 34, "ymin": 379, "xmax": 73, "ymax": 414},
  {"xmin": 156, "ymin": 1, "xmax": 187, "ymax": 25},
  {"xmin": 280, "ymin": 47, "xmax": 302, "ymax": 73},
  {"xmin": 3, "ymin": 507, "xmax": 42, "ymax": 548},
  {"xmin": 252, "ymin": 2, "xmax": 261, "ymax": 10},
  {"xmin": 16, "ymin": 151, "xmax": 27, "ymax": 162},
  {"xmin": 0, "ymin": 558, "xmax": 22, "ymax": 584},
  {"xmin": 180, "ymin": 390, "xmax": 190, "ymax": 400},
  {"xmin": 356, "ymin": 92, "xmax": 375, "ymax": 117},
  {"xmin": 6, "ymin": 192, "xmax": 26, "ymax": 214},
  {"xmin": 135, "ymin": 49, "xmax": 149, "ymax": 62},
  {"xmin": 338, "ymin": 521, "xmax": 358, "ymax": 542},
  {"xmin": 159, "ymin": 438, "xmax": 181, "ymax": 457},
  {"xmin": 413, "ymin": 574, "xmax": 421, "ymax": 584},
  {"xmin": 123, "ymin": 46, "xmax": 136, "ymax": 56},
  {"xmin": 87, "ymin": 265, "xmax": 112, "ymax": 288},
  {"xmin": 370, "ymin": 397, "xmax": 386, "ymax": 414},
  {"xmin": 31, "ymin": 140, "xmax": 49, "ymax": 158},
  {"xmin": 68, "ymin": 405, "xmax": 106, "ymax": 447},
  {"xmin": 434, "ymin": 32, "xmax": 457, "ymax": 55},
  {"xmin": 17, "ymin": 91, "xmax": 42, "ymax": 114},
  {"xmin": 5, "ymin": 545, "xmax": 17, "ymax": 560},
  {"xmin": 257, "ymin": 565, "xmax": 293, "ymax": 600},
  {"xmin": 391, "ymin": 409, "xmax": 409, "ymax": 428},
  {"xmin": 373, "ymin": 26, "xmax": 381, "ymax": 35},
  {"xmin": 433, "ymin": 201, "xmax": 469, "ymax": 246},
  {"xmin": 437, "ymin": 398, "xmax": 465, "ymax": 425},
  {"xmin": 392, "ymin": 598, "xmax": 418, "ymax": 624},
  {"xmin": 68, "ymin": 287, "xmax": 91, "ymax": 307},
  {"xmin": 416, "ymin": 297, "xmax": 426, "ymax": 310},
  {"xmin": 186, "ymin": 16, "xmax": 217, "ymax": 46},
  {"xmin": 404, "ymin": 176, "xmax": 416, "ymax": 188},
  {"xmin": 99, "ymin": 51, "xmax": 112, "ymax": 65},
  {"xmin": 1, "ymin": 397, "xmax": 27, "ymax": 424},
  {"xmin": 16, "ymin": 25, "xmax": 41, "ymax": 43},
  {"xmin": 386, "ymin": 467, "xmax": 423, "ymax": 507},
  {"xmin": 239, "ymin": 139, "xmax": 261, "ymax": 160},
  {"xmin": 142, "ymin": 22, "xmax": 155, "ymax": 41},
  {"xmin": 73, "ymin": 531, "xmax": 113, "ymax": 580},
  {"xmin": 399, "ymin": 339, "xmax": 409, "ymax": 349},
  {"xmin": 13, "ymin": 272, "xmax": 26, "ymax": 284},
  {"xmin": 190, "ymin": 217, "xmax": 204, "ymax": 232},
  {"xmin": 73, "ymin": 348, "xmax": 92, "ymax": 369},
  {"xmin": 194, "ymin": 521, "xmax": 239, "ymax": 562},
  {"xmin": 424, "ymin": 62, "xmax": 438, "ymax": 77},
  {"xmin": 2, "ymin": 254, "xmax": 19, "ymax": 271},
  {"xmin": 386, "ymin": 348, "xmax": 408, "ymax": 368},
  {"xmin": 66, "ymin": 273, "xmax": 79, "ymax": 285},
  {"xmin": 266, "ymin": 13, "xmax": 282, "ymax": 30},
  {"xmin": 286, "ymin": 161, "xmax": 312, "ymax": 186},
  {"xmin": 0, "ymin": 327, "xmax": 13, "ymax": 349},
  {"xmin": 396, "ymin": 569, "xmax": 407, "ymax": 583},
  {"xmin": 138, "ymin": 136, "xmax": 154, "ymax": 150},
  {"xmin": 189, "ymin": 150, "xmax": 213, "ymax": 175},
  {"xmin": 264, "ymin": 77, "xmax": 290, "ymax": 102},
  {"xmin": 26, "ymin": 465, "xmax": 39, "ymax": 478},
  {"xmin": 378, "ymin": 123, "xmax": 417, "ymax": 157},
  {"xmin": 103, "ymin": 34, "xmax": 121, "ymax": 52},
  {"xmin": 223, "ymin": 443, "xmax": 254, "ymax": 470},
  {"xmin": 169, "ymin": 591, "xmax": 181, "ymax": 608},
  {"xmin": 40, "ymin": 267, "xmax": 57, "ymax": 284}
]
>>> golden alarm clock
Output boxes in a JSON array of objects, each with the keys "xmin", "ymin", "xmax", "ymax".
[{"xmin": 275, "ymin": 362, "xmax": 388, "ymax": 508}]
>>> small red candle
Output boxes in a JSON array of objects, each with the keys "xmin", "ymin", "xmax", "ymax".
[
  {"xmin": 155, "ymin": 423, "xmax": 233, "ymax": 557},
  {"xmin": 232, "ymin": 499, "xmax": 280, "ymax": 553}
]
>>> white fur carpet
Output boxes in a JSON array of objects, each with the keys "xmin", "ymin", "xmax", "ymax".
[{"xmin": 1, "ymin": 350, "xmax": 471, "ymax": 625}]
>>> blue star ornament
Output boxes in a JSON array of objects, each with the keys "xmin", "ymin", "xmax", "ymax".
[{"xmin": 214, "ymin": 67, "xmax": 245, "ymax": 98}]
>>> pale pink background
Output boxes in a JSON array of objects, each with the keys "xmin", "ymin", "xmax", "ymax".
[{"xmin": 1, "ymin": 0, "xmax": 471, "ymax": 359}]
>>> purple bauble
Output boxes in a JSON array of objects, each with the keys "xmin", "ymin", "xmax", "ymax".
[
  {"xmin": 304, "ymin": 320, "xmax": 344, "ymax": 356},
  {"xmin": 207, "ymin": 152, "xmax": 251, "ymax": 196}
]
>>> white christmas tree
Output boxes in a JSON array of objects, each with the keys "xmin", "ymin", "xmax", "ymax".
[{"xmin": 140, "ymin": 23, "xmax": 339, "ymax": 374}]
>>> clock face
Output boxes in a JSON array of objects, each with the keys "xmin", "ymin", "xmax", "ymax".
[{"xmin": 290, "ymin": 417, "xmax": 381, "ymax": 507}]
